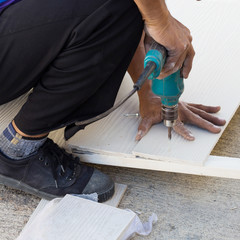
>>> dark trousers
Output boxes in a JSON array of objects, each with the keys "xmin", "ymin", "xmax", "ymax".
[{"xmin": 0, "ymin": 0, "xmax": 143, "ymax": 138}]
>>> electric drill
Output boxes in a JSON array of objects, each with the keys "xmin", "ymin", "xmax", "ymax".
[
  {"xmin": 74, "ymin": 41, "xmax": 184, "ymax": 141},
  {"xmin": 142, "ymin": 41, "xmax": 184, "ymax": 139}
]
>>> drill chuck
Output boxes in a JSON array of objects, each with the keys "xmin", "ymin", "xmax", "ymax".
[
  {"xmin": 162, "ymin": 105, "xmax": 178, "ymax": 127},
  {"xmin": 162, "ymin": 104, "xmax": 178, "ymax": 139}
]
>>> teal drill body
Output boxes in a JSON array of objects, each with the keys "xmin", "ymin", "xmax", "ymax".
[
  {"xmin": 152, "ymin": 70, "xmax": 184, "ymax": 106},
  {"xmin": 144, "ymin": 48, "xmax": 184, "ymax": 106},
  {"xmin": 143, "ymin": 44, "xmax": 184, "ymax": 139}
]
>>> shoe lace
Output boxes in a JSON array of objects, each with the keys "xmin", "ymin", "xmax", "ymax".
[{"xmin": 40, "ymin": 140, "xmax": 80, "ymax": 188}]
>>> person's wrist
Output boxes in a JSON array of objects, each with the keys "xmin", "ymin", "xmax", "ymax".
[
  {"xmin": 143, "ymin": 2, "xmax": 170, "ymax": 28},
  {"xmin": 144, "ymin": 9, "xmax": 170, "ymax": 29},
  {"xmin": 138, "ymin": 84, "xmax": 156, "ymax": 101}
]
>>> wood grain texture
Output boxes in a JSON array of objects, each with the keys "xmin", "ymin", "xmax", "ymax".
[
  {"xmin": 0, "ymin": 1, "xmax": 238, "ymax": 170},
  {"xmin": 68, "ymin": 74, "xmax": 141, "ymax": 157},
  {"xmin": 23, "ymin": 183, "xmax": 127, "ymax": 228},
  {"xmin": 104, "ymin": 183, "xmax": 127, "ymax": 207},
  {"xmin": 132, "ymin": 0, "xmax": 240, "ymax": 165},
  {"xmin": 69, "ymin": 0, "xmax": 240, "ymax": 166},
  {"xmin": 73, "ymin": 152, "xmax": 240, "ymax": 180},
  {"xmin": 17, "ymin": 195, "xmax": 135, "ymax": 240}
]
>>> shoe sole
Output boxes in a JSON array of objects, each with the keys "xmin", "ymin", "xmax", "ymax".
[{"xmin": 0, "ymin": 174, "xmax": 115, "ymax": 202}]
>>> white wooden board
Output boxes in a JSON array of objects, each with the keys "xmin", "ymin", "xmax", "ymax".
[
  {"xmin": 105, "ymin": 183, "xmax": 127, "ymax": 207},
  {"xmin": 24, "ymin": 183, "xmax": 127, "ymax": 226},
  {"xmin": 68, "ymin": 92, "xmax": 140, "ymax": 157},
  {"xmin": 72, "ymin": 152, "xmax": 240, "ymax": 180},
  {"xmin": 0, "ymin": 0, "xmax": 239, "ymax": 178},
  {"xmin": 18, "ymin": 184, "xmax": 128, "ymax": 240},
  {"xmin": 69, "ymin": 0, "xmax": 240, "ymax": 166},
  {"xmin": 133, "ymin": 0, "xmax": 240, "ymax": 165},
  {"xmin": 68, "ymin": 75, "xmax": 140, "ymax": 158},
  {"xmin": 17, "ymin": 194, "xmax": 135, "ymax": 240}
]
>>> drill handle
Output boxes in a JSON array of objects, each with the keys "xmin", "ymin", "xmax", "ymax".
[
  {"xmin": 133, "ymin": 41, "xmax": 168, "ymax": 90},
  {"xmin": 150, "ymin": 41, "xmax": 167, "ymax": 60},
  {"xmin": 143, "ymin": 40, "xmax": 167, "ymax": 81}
]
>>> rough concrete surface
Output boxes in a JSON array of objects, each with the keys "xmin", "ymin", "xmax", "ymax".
[{"xmin": 0, "ymin": 107, "xmax": 239, "ymax": 240}]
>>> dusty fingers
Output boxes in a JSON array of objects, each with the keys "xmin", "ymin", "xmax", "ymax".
[
  {"xmin": 178, "ymin": 102, "xmax": 226, "ymax": 134},
  {"xmin": 173, "ymin": 120, "xmax": 195, "ymax": 141},
  {"xmin": 187, "ymin": 103, "xmax": 221, "ymax": 113},
  {"xmin": 187, "ymin": 105, "xmax": 226, "ymax": 126},
  {"xmin": 136, "ymin": 117, "xmax": 153, "ymax": 141}
]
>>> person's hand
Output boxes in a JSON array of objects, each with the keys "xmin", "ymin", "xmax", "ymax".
[
  {"xmin": 145, "ymin": 15, "xmax": 195, "ymax": 79},
  {"xmin": 136, "ymin": 95, "xmax": 226, "ymax": 141},
  {"xmin": 134, "ymin": 0, "xmax": 195, "ymax": 79}
]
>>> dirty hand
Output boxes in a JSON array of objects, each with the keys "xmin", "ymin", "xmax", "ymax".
[
  {"xmin": 136, "ymin": 95, "xmax": 226, "ymax": 141},
  {"xmin": 134, "ymin": 0, "xmax": 194, "ymax": 79},
  {"xmin": 145, "ymin": 15, "xmax": 195, "ymax": 79}
]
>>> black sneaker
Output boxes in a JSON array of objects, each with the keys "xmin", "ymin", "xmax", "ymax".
[{"xmin": 0, "ymin": 139, "xmax": 114, "ymax": 202}]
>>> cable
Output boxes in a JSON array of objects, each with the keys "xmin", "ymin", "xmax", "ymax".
[
  {"xmin": 75, "ymin": 87, "xmax": 137, "ymax": 126},
  {"xmin": 75, "ymin": 61, "xmax": 156, "ymax": 126}
]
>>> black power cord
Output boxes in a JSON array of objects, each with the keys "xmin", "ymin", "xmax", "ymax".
[{"xmin": 75, "ymin": 61, "xmax": 156, "ymax": 126}]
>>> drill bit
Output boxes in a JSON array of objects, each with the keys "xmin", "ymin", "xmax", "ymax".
[
  {"xmin": 168, "ymin": 127, "xmax": 172, "ymax": 140},
  {"xmin": 163, "ymin": 105, "xmax": 178, "ymax": 140},
  {"xmin": 124, "ymin": 113, "xmax": 139, "ymax": 117}
]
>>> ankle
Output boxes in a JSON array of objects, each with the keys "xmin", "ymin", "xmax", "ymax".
[
  {"xmin": 12, "ymin": 120, "xmax": 49, "ymax": 138},
  {"xmin": 0, "ymin": 122, "xmax": 48, "ymax": 160}
]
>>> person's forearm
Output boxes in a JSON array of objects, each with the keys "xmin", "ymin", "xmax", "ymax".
[
  {"xmin": 133, "ymin": 0, "xmax": 169, "ymax": 27},
  {"xmin": 127, "ymin": 33, "xmax": 145, "ymax": 84},
  {"xmin": 128, "ymin": 32, "xmax": 150, "ymax": 96},
  {"xmin": 127, "ymin": 32, "xmax": 153, "ymax": 99},
  {"xmin": 134, "ymin": 0, "xmax": 195, "ymax": 79}
]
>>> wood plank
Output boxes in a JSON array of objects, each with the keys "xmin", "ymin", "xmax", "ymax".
[
  {"xmin": 104, "ymin": 183, "xmax": 127, "ymax": 207},
  {"xmin": 17, "ymin": 194, "xmax": 135, "ymax": 240},
  {"xmin": 130, "ymin": 0, "xmax": 240, "ymax": 165},
  {"xmin": 0, "ymin": 0, "xmax": 239, "ymax": 174},
  {"xmin": 68, "ymin": 0, "xmax": 240, "ymax": 166},
  {"xmin": 23, "ymin": 183, "xmax": 127, "ymax": 226},
  {"xmin": 71, "ymin": 151, "xmax": 240, "ymax": 180},
  {"xmin": 68, "ymin": 74, "xmax": 140, "ymax": 157}
]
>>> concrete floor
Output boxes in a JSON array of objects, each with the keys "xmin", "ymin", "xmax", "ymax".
[{"xmin": 0, "ymin": 107, "xmax": 239, "ymax": 240}]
